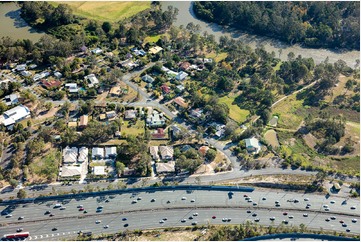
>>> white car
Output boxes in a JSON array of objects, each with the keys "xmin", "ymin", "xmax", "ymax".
[
  {"xmin": 288, "ymin": 215, "xmax": 294, "ymax": 219},
  {"xmin": 303, "ymin": 214, "xmax": 308, "ymax": 217},
  {"xmin": 104, "ymin": 225, "xmax": 109, "ymax": 229},
  {"xmin": 323, "ymin": 204, "xmax": 329, "ymax": 208},
  {"xmin": 181, "ymin": 219, "xmax": 186, "ymax": 223},
  {"xmin": 181, "ymin": 197, "xmax": 187, "ymax": 200},
  {"xmin": 352, "ymin": 219, "xmax": 357, "ymax": 223},
  {"xmin": 193, "ymin": 213, "xmax": 199, "ymax": 216},
  {"xmin": 159, "ymin": 220, "xmax": 165, "ymax": 224},
  {"xmin": 191, "ymin": 199, "xmax": 195, "ymax": 203},
  {"xmin": 270, "ymin": 217, "xmax": 275, "ymax": 221},
  {"xmin": 96, "ymin": 220, "xmax": 101, "ymax": 224},
  {"xmin": 330, "ymin": 200, "xmax": 335, "ymax": 204},
  {"xmin": 304, "ymin": 198, "xmax": 309, "ymax": 201},
  {"xmin": 262, "ymin": 197, "xmax": 267, "ymax": 200},
  {"xmin": 325, "ymin": 208, "xmax": 330, "ymax": 211}
]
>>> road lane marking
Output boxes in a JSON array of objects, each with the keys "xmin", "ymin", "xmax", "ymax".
[
  {"xmin": 68, "ymin": 232, "xmax": 71, "ymax": 234},
  {"xmin": 63, "ymin": 232, "xmax": 66, "ymax": 235},
  {"xmin": 29, "ymin": 236, "xmax": 32, "ymax": 240},
  {"xmin": 52, "ymin": 234, "xmax": 54, "ymax": 237},
  {"xmin": 34, "ymin": 236, "xmax": 37, "ymax": 240},
  {"xmin": 57, "ymin": 233, "xmax": 60, "ymax": 236},
  {"xmin": 40, "ymin": 235, "xmax": 43, "ymax": 238},
  {"xmin": 46, "ymin": 234, "xmax": 49, "ymax": 238}
]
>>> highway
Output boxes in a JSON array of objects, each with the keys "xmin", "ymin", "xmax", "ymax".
[{"xmin": 0, "ymin": 189, "xmax": 359, "ymax": 240}]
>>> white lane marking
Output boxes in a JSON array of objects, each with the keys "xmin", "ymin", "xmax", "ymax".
[
  {"xmin": 68, "ymin": 232, "xmax": 70, "ymax": 234},
  {"xmin": 63, "ymin": 232, "xmax": 66, "ymax": 235},
  {"xmin": 40, "ymin": 235, "xmax": 43, "ymax": 238},
  {"xmin": 46, "ymin": 234, "xmax": 49, "ymax": 238},
  {"xmin": 57, "ymin": 233, "xmax": 60, "ymax": 236},
  {"xmin": 34, "ymin": 236, "xmax": 38, "ymax": 240},
  {"xmin": 73, "ymin": 231, "xmax": 76, "ymax": 233},
  {"xmin": 52, "ymin": 234, "xmax": 54, "ymax": 237},
  {"xmin": 29, "ymin": 236, "xmax": 32, "ymax": 240}
]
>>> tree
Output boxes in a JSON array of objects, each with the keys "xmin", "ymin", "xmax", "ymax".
[
  {"xmin": 102, "ymin": 21, "xmax": 112, "ymax": 33},
  {"xmin": 205, "ymin": 149, "xmax": 217, "ymax": 161},
  {"xmin": 115, "ymin": 161, "xmax": 125, "ymax": 176},
  {"xmin": 17, "ymin": 189, "xmax": 27, "ymax": 199},
  {"xmin": 9, "ymin": 179, "xmax": 18, "ymax": 188}
]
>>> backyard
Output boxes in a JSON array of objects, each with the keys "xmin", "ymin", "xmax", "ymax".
[
  {"xmin": 121, "ymin": 120, "xmax": 145, "ymax": 136},
  {"xmin": 219, "ymin": 95, "xmax": 250, "ymax": 123}
]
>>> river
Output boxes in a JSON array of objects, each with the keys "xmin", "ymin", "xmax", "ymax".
[
  {"xmin": 161, "ymin": 1, "xmax": 360, "ymax": 67},
  {"xmin": 0, "ymin": 2, "xmax": 44, "ymax": 42}
]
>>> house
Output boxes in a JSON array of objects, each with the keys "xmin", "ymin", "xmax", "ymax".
[
  {"xmin": 109, "ymin": 86, "xmax": 122, "ymax": 97},
  {"xmin": 244, "ymin": 137, "xmax": 261, "ymax": 154},
  {"xmin": 28, "ymin": 64, "xmax": 37, "ymax": 69},
  {"xmin": 152, "ymin": 128, "xmax": 165, "ymax": 139},
  {"xmin": 148, "ymin": 46, "xmax": 163, "ymax": 55},
  {"xmin": 175, "ymin": 71, "xmax": 188, "ymax": 81},
  {"xmin": 65, "ymin": 83, "xmax": 78, "ymax": 93},
  {"xmin": 91, "ymin": 47, "xmax": 103, "ymax": 54},
  {"xmin": 124, "ymin": 110, "xmax": 137, "ymax": 120},
  {"xmin": 176, "ymin": 85, "xmax": 185, "ymax": 92},
  {"xmin": 159, "ymin": 146, "xmax": 174, "ymax": 160},
  {"xmin": 166, "ymin": 70, "xmax": 178, "ymax": 78},
  {"xmin": 21, "ymin": 70, "xmax": 32, "ymax": 77},
  {"xmin": 146, "ymin": 110, "xmax": 165, "ymax": 128},
  {"xmin": 0, "ymin": 105, "xmax": 30, "ymax": 127},
  {"xmin": 179, "ymin": 61, "xmax": 191, "ymax": 71},
  {"xmin": 125, "ymin": 53, "xmax": 133, "ymax": 59},
  {"xmin": 156, "ymin": 162, "xmax": 175, "ymax": 174},
  {"xmin": 161, "ymin": 66, "xmax": 170, "ymax": 72},
  {"xmin": 85, "ymin": 74, "xmax": 99, "ymax": 88},
  {"xmin": 79, "ymin": 115, "xmax": 88, "ymax": 128},
  {"xmin": 134, "ymin": 49, "xmax": 146, "ymax": 56},
  {"xmin": 173, "ymin": 97, "xmax": 188, "ymax": 109},
  {"xmin": 190, "ymin": 108, "xmax": 203, "ymax": 119},
  {"xmin": 122, "ymin": 167, "xmax": 136, "ymax": 177},
  {"xmin": 105, "ymin": 146, "xmax": 117, "ymax": 159},
  {"xmin": 99, "ymin": 113, "xmax": 107, "ymax": 121},
  {"xmin": 14, "ymin": 64, "xmax": 27, "ymax": 72},
  {"xmin": 4, "ymin": 94, "xmax": 19, "ymax": 106},
  {"xmin": 119, "ymin": 59, "xmax": 138, "ymax": 69},
  {"xmin": 93, "ymin": 166, "xmax": 106, "ymax": 176},
  {"xmin": 149, "ymin": 146, "xmax": 159, "ymax": 160},
  {"xmin": 142, "ymin": 74, "xmax": 155, "ymax": 83},
  {"xmin": 41, "ymin": 79, "xmax": 62, "ymax": 89},
  {"xmin": 199, "ymin": 146, "xmax": 209, "ymax": 156},
  {"xmin": 33, "ymin": 71, "xmax": 50, "ymax": 81},
  {"xmin": 106, "ymin": 111, "xmax": 117, "ymax": 119},
  {"xmin": 54, "ymin": 71, "xmax": 62, "ymax": 79},
  {"xmin": 170, "ymin": 125, "xmax": 182, "ymax": 137},
  {"xmin": 78, "ymin": 147, "xmax": 88, "ymax": 163},
  {"xmin": 68, "ymin": 121, "xmax": 77, "ymax": 128},
  {"xmin": 92, "ymin": 147, "xmax": 104, "ymax": 160},
  {"xmin": 63, "ymin": 146, "xmax": 78, "ymax": 164},
  {"xmin": 269, "ymin": 116, "xmax": 279, "ymax": 127},
  {"xmin": 161, "ymin": 84, "xmax": 170, "ymax": 94},
  {"xmin": 60, "ymin": 166, "xmax": 82, "ymax": 177},
  {"xmin": 180, "ymin": 145, "xmax": 192, "ymax": 152}
]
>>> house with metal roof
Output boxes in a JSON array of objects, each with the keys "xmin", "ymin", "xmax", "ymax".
[
  {"xmin": 244, "ymin": 137, "xmax": 261, "ymax": 154},
  {"xmin": 159, "ymin": 146, "xmax": 174, "ymax": 160}
]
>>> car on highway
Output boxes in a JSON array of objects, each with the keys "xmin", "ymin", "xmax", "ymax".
[
  {"xmin": 105, "ymin": 199, "xmax": 110, "ymax": 203},
  {"xmin": 331, "ymin": 216, "xmax": 336, "ymax": 220},
  {"xmin": 166, "ymin": 200, "xmax": 171, "ymax": 204},
  {"xmin": 275, "ymin": 203, "xmax": 281, "ymax": 207},
  {"xmin": 79, "ymin": 207, "xmax": 85, "ymax": 211},
  {"xmin": 181, "ymin": 219, "xmax": 186, "ymax": 223},
  {"xmin": 245, "ymin": 197, "xmax": 251, "ymax": 201},
  {"xmin": 227, "ymin": 218, "xmax": 232, "ymax": 222},
  {"xmin": 16, "ymin": 228, "xmax": 23, "ymax": 232},
  {"xmin": 254, "ymin": 218, "xmax": 260, "ymax": 222},
  {"xmin": 97, "ymin": 206, "xmax": 104, "ymax": 209},
  {"xmin": 288, "ymin": 215, "xmax": 294, "ymax": 219},
  {"xmin": 18, "ymin": 216, "xmax": 24, "ymax": 220},
  {"xmin": 77, "ymin": 205, "xmax": 83, "ymax": 208},
  {"xmin": 304, "ymin": 198, "xmax": 309, "ymax": 201},
  {"xmin": 262, "ymin": 197, "xmax": 266, "ymax": 200},
  {"xmin": 222, "ymin": 218, "xmax": 228, "ymax": 222},
  {"xmin": 270, "ymin": 217, "xmax": 275, "ymax": 221},
  {"xmin": 122, "ymin": 218, "xmax": 127, "ymax": 221},
  {"xmin": 243, "ymin": 194, "xmax": 248, "ymax": 197},
  {"xmin": 339, "ymin": 220, "xmax": 345, "ymax": 223},
  {"xmin": 351, "ymin": 206, "xmax": 356, "ymax": 210},
  {"xmin": 53, "ymin": 204, "xmax": 61, "ymax": 208},
  {"xmin": 294, "ymin": 199, "xmax": 299, "ymax": 203},
  {"xmin": 96, "ymin": 220, "xmax": 101, "ymax": 224},
  {"xmin": 346, "ymin": 229, "xmax": 351, "ymax": 232},
  {"xmin": 253, "ymin": 202, "xmax": 258, "ymax": 206},
  {"xmin": 124, "ymin": 223, "xmax": 129, "ymax": 227},
  {"xmin": 342, "ymin": 223, "xmax": 347, "ymax": 227},
  {"xmin": 307, "ymin": 203, "xmax": 311, "ymax": 207},
  {"xmin": 137, "ymin": 197, "xmax": 142, "ymax": 201},
  {"xmin": 212, "ymin": 216, "xmax": 216, "ymax": 219},
  {"xmin": 352, "ymin": 219, "xmax": 357, "ymax": 223},
  {"xmin": 275, "ymin": 200, "xmax": 280, "ymax": 204},
  {"xmin": 330, "ymin": 200, "xmax": 335, "ymax": 204},
  {"xmin": 151, "ymin": 198, "xmax": 156, "ymax": 202},
  {"xmin": 146, "ymin": 99, "xmax": 152, "ymax": 102},
  {"xmin": 49, "ymin": 214, "xmax": 54, "ymax": 217},
  {"xmin": 303, "ymin": 214, "xmax": 308, "ymax": 217},
  {"xmin": 193, "ymin": 213, "xmax": 198, "ymax": 216},
  {"xmin": 189, "ymin": 216, "xmax": 193, "ymax": 220},
  {"xmin": 283, "ymin": 212, "xmax": 288, "ymax": 216},
  {"xmin": 325, "ymin": 218, "xmax": 330, "ymax": 222},
  {"xmin": 45, "ymin": 211, "xmax": 51, "ymax": 215},
  {"xmin": 83, "ymin": 210, "xmax": 88, "ymax": 214},
  {"xmin": 104, "ymin": 225, "xmax": 109, "ymax": 229},
  {"xmin": 60, "ymin": 207, "xmax": 66, "ymax": 210},
  {"xmin": 252, "ymin": 213, "xmax": 257, "ymax": 217},
  {"xmin": 248, "ymin": 199, "xmax": 253, "ymax": 203},
  {"xmin": 192, "ymin": 221, "xmax": 198, "ymax": 225},
  {"xmin": 323, "ymin": 204, "xmax": 329, "ymax": 208},
  {"xmin": 163, "ymin": 218, "xmax": 168, "ymax": 221},
  {"xmin": 325, "ymin": 208, "xmax": 330, "ymax": 211},
  {"xmin": 191, "ymin": 199, "xmax": 196, "ymax": 203},
  {"xmin": 282, "ymin": 220, "xmax": 289, "ymax": 224},
  {"xmin": 181, "ymin": 197, "xmax": 187, "ymax": 200},
  {"xmin": 132, "ymin": 200, "xmax": 137, "ymax": 204},
  {"xmin": 52, "ymin": 228, "xmax": 57, "ymax": 231},
  {"xmin": 159, "ymin": 220, "xmax": 165, "ymax": 224},
  {"xmin": 5, "ymin": 214, "xmax": 12, "ymax": 218},
  {"xmin": 247, "ymin": 210, "xmax": 252, "ymax": 213}
]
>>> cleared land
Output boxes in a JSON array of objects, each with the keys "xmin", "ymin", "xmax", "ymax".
[
  {"xmin": 144, "ymin": 34, "xmax": 163, "ymax": 44},
  {"xmin": 52, "ymin": 2, "xmax": 151, "ymax": 22},
  {"xmin": 264, "ymin": 129, "xmax": 280, "ymax": 148},
  {"xmin": 219, "ymin": 95, "xmax": 250, "ymax": 123},
  {"xmin": 121, "ymin": 120, "xmax": 145, "ymax": 136},
  {"xmin": 206, "ymin": 52, "xmax": 228, "ymax": 63}
]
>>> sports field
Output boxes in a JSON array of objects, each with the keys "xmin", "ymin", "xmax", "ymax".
[{"xmin": 52, "ymin": 1, "xmax": 151, "ymax": 22}]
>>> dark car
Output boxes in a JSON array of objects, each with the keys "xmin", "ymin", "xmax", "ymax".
[
  {"xmin": 45, "ymin": 211, "xmax": 51, "ymax": 215},
  {"xmin": 52, "ymin": 228, "xmax": 57, "ymax": 231}
]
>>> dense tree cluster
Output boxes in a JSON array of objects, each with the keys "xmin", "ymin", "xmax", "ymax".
[{"xmin": 193, "ymin": 1, "xmax": 360, "ymax": 50}]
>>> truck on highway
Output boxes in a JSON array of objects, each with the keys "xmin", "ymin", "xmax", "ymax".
[{"xmin": 3, "ymin": 232, "xmax": 30, "ymax": 239}]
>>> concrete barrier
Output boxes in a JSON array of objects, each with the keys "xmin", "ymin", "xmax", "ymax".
[{"xmin": 242, "ymin": 233, "xmax": 358, "ymax": 241}]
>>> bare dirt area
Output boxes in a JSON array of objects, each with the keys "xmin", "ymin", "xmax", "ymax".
[
  {"xmin": 194, "ymin": 150, "xmax": 230, "ymax": 175},
  {"xmin": 136, "ymin": 229, "xmax": 200, "ymax": 241},
  {"xmin": 302, "ymin": 133, "xmax": 318, "ymax": 149},
  {"xmin": 264, "ymin": 129, "xmax": 280, "ymax": 148}
]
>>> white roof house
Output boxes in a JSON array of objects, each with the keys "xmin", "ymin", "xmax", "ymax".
[
  {"xmin": 65, "ymin": 83, "xmax": 78, "ymax": 93},
  {"xmin": 78, "ymin": 147, "xmax": 88, "ymax": 163},
  {"xmin": 15, "ymin": 64, "xmax": 27, "ymax": 71},
  {"xmin": 159, "ymin": 146, "xmax": 174, "ymax": 160},
  {"xmin": 175, "ymin": 71, "xmax": 188, "ymax": 81},
  {"xmin": 85, "ymin": 74, "xmax": 99, "ymax": 88},
  {"xmin": 156, "ymin": 162, "xmax": 175, "ymax": 174},
  {"xmin": 63, "ymin": 146, "xmax": 78, "ymax": 164},
  {"xmin": 105, "ymin": 146, "xmax": 117, "ymax": 158},
  {"xmin": 142, "ymin": 74, "xmax": 155, "ymax": 83},
  {"xmin": 60, "ymin": 166, "xmax": 82, "ymax": 177},
  {"xmin": 146, "ymin": 110, "xmax": 165, "ymax": 128},
  {"xmin": 244, "ymin": 137, "xmax": 261, "ymax": 154},
  {"xmin": 54, "ymin": 71, "xmax": 62, "ymax": 79},
  {"xmin": 21, "ymin": 70, "xmax": 32, "ymax": 77},
  {"xmin": 149, "ymin": 146, "xmax": 159, "ymax": 160},
  {"xmin": 91, "ymin": 47, "xmax": 103, "ymax": 54},
  {"xmin": 93, "ymin": 166, "xmax": 106, "ymax": 175},
  {"xmin": 1, "ymin": 105, "xmax": 30, "ymax": 127},
  {"xmin": 4, "ymin": 94, "xmax": 19, "ymax": 106},
  {"xmin": 92, "ymin": 147, "xmax": 104, "ymax": 159}
]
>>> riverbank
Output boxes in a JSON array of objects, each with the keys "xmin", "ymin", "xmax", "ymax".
[{"xmin": 161, "ymin": 1, "xmax": 359, "ymax": 67}]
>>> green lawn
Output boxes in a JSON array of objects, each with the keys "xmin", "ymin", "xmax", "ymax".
[
  {"xmin": 144, "ymin": 34, "xmax": 163, "ymax": 44},
  {"xmin": 29, "ymin": 150, "xmax": 60, "ymax": 182},
  {"xmin": 121, "ymin": 120, "xmax": 145, "ymax": 136},
  {"xmin": 219, "ymin": 95, "xmax": 250, "ymax": 123},
  {"xmin": 332, "ymin": 156, "xmax": 360, "ymax": 175},
  {"xmin": 52, "ymin": 2, "xmax": 151, "ymax": 22},
  {"xmin": 206, "ymin": 52, "xmax": 228, "ymax": 63}
]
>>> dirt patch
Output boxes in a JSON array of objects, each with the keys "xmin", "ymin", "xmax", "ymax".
[
  {"xmin": 136, "ymin": 230, "xmax": 200, "ymax": 241},
  {"xmin": 302, "ymin": 133, "xmax": 317, "ymax": 149},
  {"xmin": 264, "ymin": 129, "xmax": 280, "ymax": 148}
]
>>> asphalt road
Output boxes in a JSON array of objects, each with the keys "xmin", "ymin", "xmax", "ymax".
[{"xmin": 0, "ymin": 190, "xmax": 359, "ymax": 240}]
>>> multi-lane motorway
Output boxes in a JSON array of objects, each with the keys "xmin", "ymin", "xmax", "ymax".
[{"xmin": 0, "ymin": 189, "xmax": 359, "ymax": 240}]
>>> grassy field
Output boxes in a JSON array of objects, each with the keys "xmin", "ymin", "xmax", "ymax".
[
  {"xmin": 52, "ymin": 2, "xmax": 151, "ymax": 22},
  {"xmin": 121, "ymin": 120, "xmax": 145, "ymax": 136},
  {"xmin": 206, "ymin": 52, "xmax": 228, "ymax": 63},
  {"xmin": 331, "ymin": 156, "xmax": 360, "ymax": 175},
  {"xmin": 29, "ymin": 149, "xmax": 60, "ymax": 183},
  {"xmin": 144, "ymin": 34, "xmax": 163, "ymax": 44},
  {"xmin": 272, "ymin": 93, "xmax": 306, "ymax": 129},
  {"xmin": 264, "ymin": 129, "xmax": 280, "ymax": 148},
  {"xmin": 219, "ymin": 95, "xmax": 250, "ymax": 123}
]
